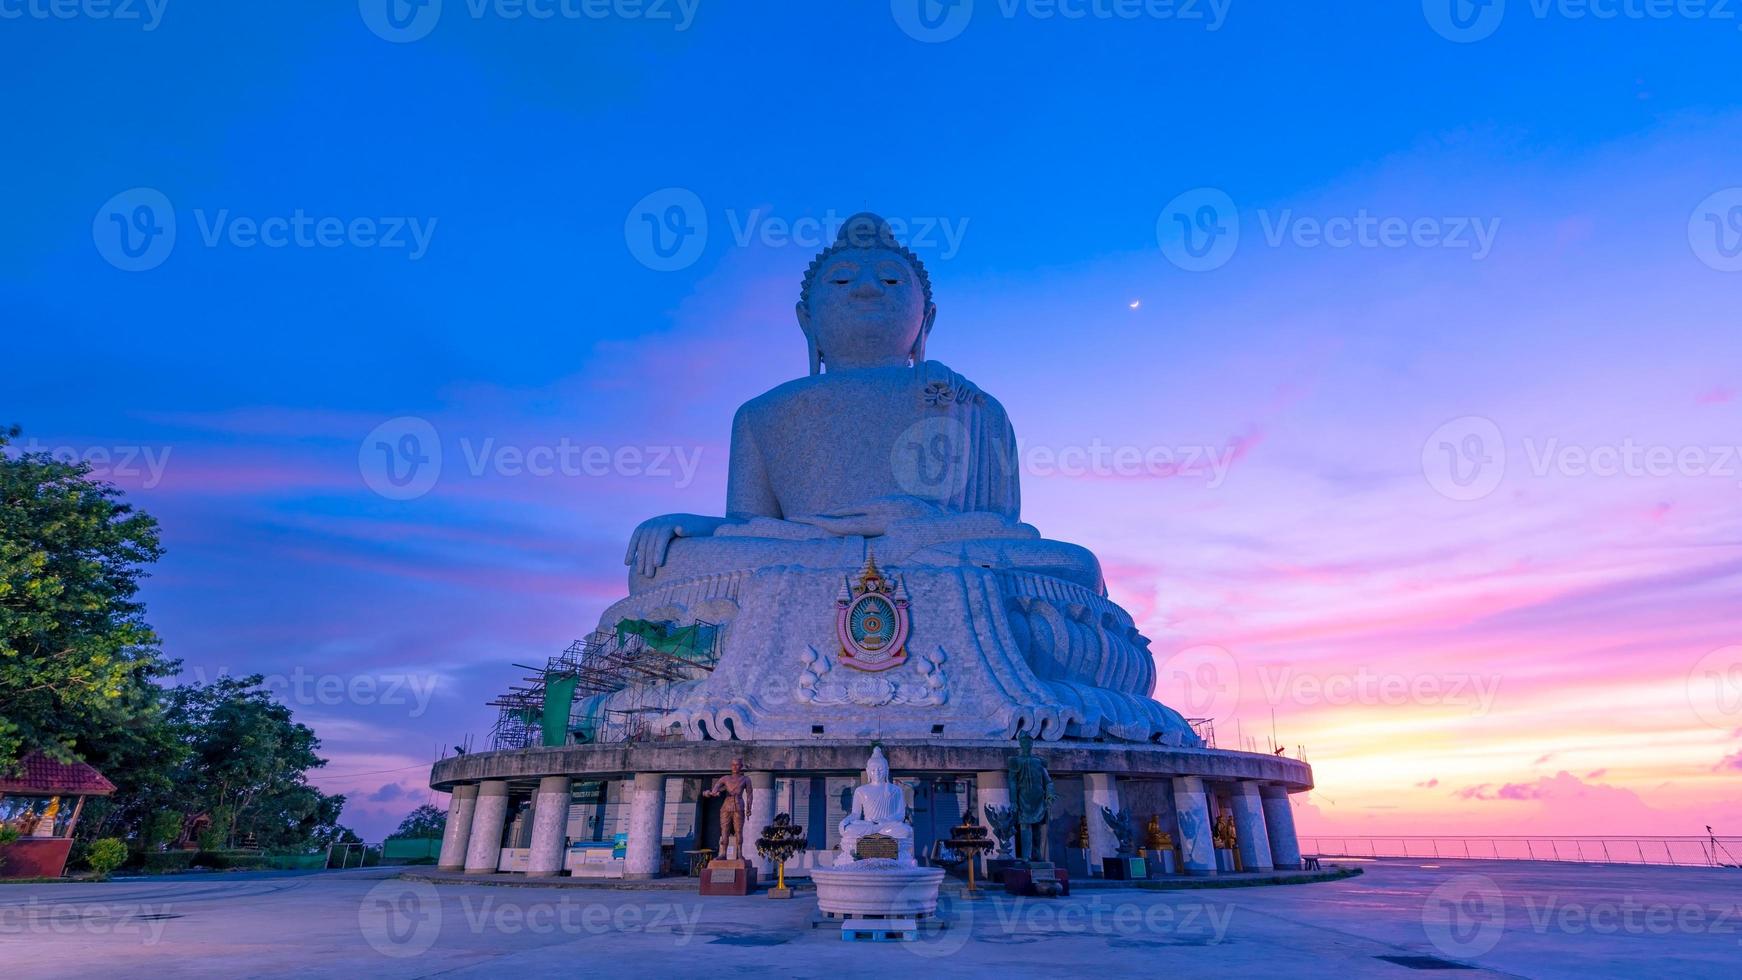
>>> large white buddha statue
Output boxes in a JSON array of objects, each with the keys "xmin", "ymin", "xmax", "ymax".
[
  {"xmin": 835, "ymin": 747, "xmax": 915, "ymax": 866},
  {"xmin": 575, "ymin": 213, "xmax": 1203, "ymax": 746},
  {"xmin": 623, "ymin": 212, "xmax": 1101, "ymax": 595}
]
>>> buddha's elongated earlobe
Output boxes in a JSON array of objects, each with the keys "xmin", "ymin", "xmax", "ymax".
[
  {"xmin": 910, "ymin": 303, "xmax": 937, "ymax": 366},
  {"xmin": 797, "ymin": 301, "xmax": 823, "ymax": 376}
]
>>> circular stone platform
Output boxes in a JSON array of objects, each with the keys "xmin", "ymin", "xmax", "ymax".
[{"xmin": 428, "ymin": 739, "xmax": 1313, "ymax": 790}]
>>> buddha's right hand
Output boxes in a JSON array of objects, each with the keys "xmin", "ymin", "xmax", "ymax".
[{"xmin": 625, "ymin": 514, "xmax": 731, "ymax": 579}]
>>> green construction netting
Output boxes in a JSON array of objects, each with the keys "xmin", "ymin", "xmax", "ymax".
[
  {"xmin": 572, "ymin": 712, "xmax": 600, "ymax": 745},
  {"xmin": 541, "ymin": 674, "xmax": 579, "ymax": 747},
  {"xmin": 614, "ymin": 618, "xmax": 717, "ymax": 661}
]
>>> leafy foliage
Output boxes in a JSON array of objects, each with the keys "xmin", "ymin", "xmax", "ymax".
[
  {"xmin": 389, "ymin": 803, "xmax": 446, "ymax": 840},
  {"xmin": 84, "ymin": 837, "xmax": 127, "ymax": 877},
  {"xmin": 0, "ymin": 425, "xmax": 170, "ymax": 768}
]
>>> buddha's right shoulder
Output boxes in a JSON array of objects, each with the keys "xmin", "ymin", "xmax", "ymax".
[{"xmin": 737, "ymin": 375, "xmax": 820, "ymax": 422}]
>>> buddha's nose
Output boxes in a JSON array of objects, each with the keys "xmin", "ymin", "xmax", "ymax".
[{"xmin": 851, "ymin": 276, "xmax": 883, "ymax": 298}]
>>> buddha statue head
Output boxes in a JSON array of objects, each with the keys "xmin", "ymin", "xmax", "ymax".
[
  {"xmin": 797, "ymin": 212, "xmax": 936, "ymax": 376},
  {"xmin": 865, "ymin": 745, "xmax": 891, "ymax": 785}
]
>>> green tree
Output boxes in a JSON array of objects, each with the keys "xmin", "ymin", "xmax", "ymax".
[
  {"xmin": 388, "ymin": 803, "xmax": 446, "ymax": 840},
  {"xmin": 0, "ymin": 426, "xmax": 172, "ymax": 770},
  {"xmin": 163, "ymin": 675, "xmax": 347, "ymax": 850}
]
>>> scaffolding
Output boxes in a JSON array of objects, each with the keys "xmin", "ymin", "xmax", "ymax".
[{"xmin": 487, "ymin": 619, "xmax": 720, "ymax": 750}]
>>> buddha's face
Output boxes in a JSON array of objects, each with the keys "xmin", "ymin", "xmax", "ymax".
[{"xmin": 799, "ymin": 247, "xmax": 934, "ymax": 369}]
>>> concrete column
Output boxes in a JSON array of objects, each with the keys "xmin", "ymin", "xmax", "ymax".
[
  {"xmin": 1260, "ymin": 785, "xmax": 1302, "ymax": 870},
  {"xmin": 741, "ymin": 771, "xmax": 775, "ymax": 875},
  {"xmin": 622, "ymin": 772, "xmax": 666, "ymax": 879},
  {"xmin": 463, "ymin": 780, "xmax": 509, "ymax": 874},
  {"xmin": 437, "ymin": 784, "xmax": 478, "ymax": 871},
  {"xmin": 1171, "ymin": 776, "xmax": 1216, "ymax": 876},
  {"xmin": 1083, "ymin": 773, "xmax": 1121, "ymax": 874},
  {"xmin": 975, "ymin": 770, "xmax": 1012, "ymax": 856},
  {"xmin": 1231, "ymin": 782, "xmax": 1273, "ymax": 873},
  {"xmin": 526, "ymin": 775, "xmax": 572, "ymax": 877}
]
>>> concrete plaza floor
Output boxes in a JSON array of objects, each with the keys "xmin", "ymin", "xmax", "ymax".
[{"xmin": 1, "ymin": 859, "xmax": 1737, "ymax": 977}]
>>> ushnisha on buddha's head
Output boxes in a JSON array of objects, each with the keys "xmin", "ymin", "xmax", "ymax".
[{"xmin": 797, "ymin": 213, "xmax": 936, "ymax": 375}]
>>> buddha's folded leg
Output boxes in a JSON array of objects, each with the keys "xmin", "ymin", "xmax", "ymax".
[
  {"xmin": 631, "ymin": 534, "xmax": 868, "ymax": 593},
  {"xmin": 902, "ymin": 537, "xmax": 1105, "ymax": 593}
]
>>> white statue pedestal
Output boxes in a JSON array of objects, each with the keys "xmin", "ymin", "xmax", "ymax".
[
  {"xmin": 812, "ymin": 859, "xmax": 945, "ymax": 918},
  {"xmin": 812, "ymin": 747, "xmax": 945, "ymax": 923}
]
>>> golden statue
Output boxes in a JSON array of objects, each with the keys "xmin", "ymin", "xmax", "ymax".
[
  {"xmin": 1212, "ymin": 812, "xmax": 1237, "ymax": 849},
  {"xmin": 1142, "ymin": 814, "xmax": 1174, "ymax": 852}
]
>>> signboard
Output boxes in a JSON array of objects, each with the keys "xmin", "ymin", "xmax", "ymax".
[{"xmin": 612, "ymin": 833, "xmax": 628, "ymax": 858}]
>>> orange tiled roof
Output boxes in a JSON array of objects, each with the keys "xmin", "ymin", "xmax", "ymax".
[{"xmin": 0, "ymin": 751, "xmax": 117, "ymax": 796}]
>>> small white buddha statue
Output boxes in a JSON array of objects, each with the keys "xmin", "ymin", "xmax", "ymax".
[{"xmin": 835, "ymin": 746, "xmax": 914, "ymax": 866}]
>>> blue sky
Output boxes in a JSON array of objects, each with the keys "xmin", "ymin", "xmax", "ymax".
[{"xmin": 6, "ymin": 2, "xmax": 1742, "ymax": 839}]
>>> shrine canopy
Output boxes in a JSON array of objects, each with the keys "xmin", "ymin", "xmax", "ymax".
[
  {"xmin": 0, "ymin": 752, "xmax": 116, "ymax": 797},
  {"xmin": 0, "ymin": 751, "xmax": 116, "ymax": 879}
]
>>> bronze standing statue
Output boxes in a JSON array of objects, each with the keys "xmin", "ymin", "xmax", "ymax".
[
  {"xmin": 1007, "ymin": 733, "xmax": 1055, "ymax": 864},
  {"xmin": 703, "ymin": 757, "xmax": 754, "ymax": 861}
]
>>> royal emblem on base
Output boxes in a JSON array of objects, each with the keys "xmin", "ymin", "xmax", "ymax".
[{"xmin": 835, "ymin": 552, "xmax": 910, "ymax": 672}]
